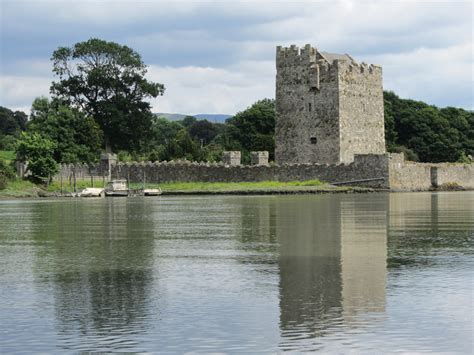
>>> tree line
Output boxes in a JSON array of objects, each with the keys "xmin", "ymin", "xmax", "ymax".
[{"xmin": 0, "ymin": 38, "xmax": 472, "ymax": 184}]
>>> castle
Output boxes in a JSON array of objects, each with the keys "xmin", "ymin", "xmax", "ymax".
[
  {"xmin": 29, "ymin": 44, "xmax": 472, "ymax": 191},
  {"xmin": 275, "ymin": 44, "xmax": 385, "ymax": 164}
]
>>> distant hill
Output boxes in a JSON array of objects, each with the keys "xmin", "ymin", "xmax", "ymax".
[
  {"xmin": 155, "ymin": 113, "xmax": 232, "ymax": 123},
  {"xmin": 194, "ymin": 114, "xmax": 232, "ymax": 122}
]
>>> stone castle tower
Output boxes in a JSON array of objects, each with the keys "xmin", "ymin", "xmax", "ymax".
[{"xmin": 275, "ymin": 44, "xmax": 386, "ymax": 164}]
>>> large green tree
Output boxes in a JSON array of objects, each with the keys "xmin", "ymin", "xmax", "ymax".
[
  {"xmin": 16, "ymin": 132, "xmax": 58, "ymax": 181},
  {"xmin": 0, "ymin": 106, "xmax": 27, "ymax": 150},
  {"xmin": 222, "ymin": 99, "xmax": 275, "ymax": 161},
  {"xmin": 28, "ymin": 97, "xmax": 102, "ymax": 164},
  {"xmin": 50, "ymin": 38, "xmax": 165, "ymax": 152},
  {"xmin": 384, "ymin": 91, "xmax": 473, "ymax": 162}
]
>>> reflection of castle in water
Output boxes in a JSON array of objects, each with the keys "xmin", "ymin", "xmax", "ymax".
[{"xmin": 275, "ymin": 195, "xmax": 388, "ymax": 343}]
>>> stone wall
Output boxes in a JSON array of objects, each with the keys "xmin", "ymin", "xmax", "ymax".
[
  {"xmin": 111, "ymin": 154, "xmax": 391, "ymax": 188},
  {"xmin": 338, "ymin": 60, "xmax": 386, "ymax": 163},
  {"xmin": 251, "ymin": 151, "xmax": 269, "ymax": 166},
  {"xmin": 53, "ymin": 163, "xmax": 103, "ymax": 181},
  {"xmin": 42, "ymin": 152, "xmax": 471, "ymax": 191},
  {"xmin": 222, "ymin": 151, "xmax": 241, "ymax": 166},
  {"xmin": 275, "ymin": 44, "xmax": 386, "ymax": 165},
  {"xmin": 435, "ymin": 164, "xmax": 474, "ymax": 189},
  {"xmin": 388, "ymin": 153, "xmax": 474, "ymax": 191},
  {"xmin": 275, "ymin": 44, "xmax": 341, "ymax": 164}
]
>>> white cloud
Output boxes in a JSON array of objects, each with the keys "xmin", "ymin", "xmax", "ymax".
[
  {"xmin": 0, "ymin": 75, "xmax": 52, "ymax": 113},
  {"xmin": 369, "ymin": 42, "xmax": 473, "ymax": 108},
  {"xmin": 147, "ymin": 62, "xmax": 274, "ymax": 114},
  {"xmin": 1, "ymin": 0, "xmax": 472, "ymax": 111}
]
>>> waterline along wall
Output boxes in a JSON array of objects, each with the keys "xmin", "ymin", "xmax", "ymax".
[
  {"xmin": 107, "ymin": 153, "xmax": 472, "ymax": 190},
  {"xmin": 111, "ymin": 154, "xmax": 390, "ymax": 188}
]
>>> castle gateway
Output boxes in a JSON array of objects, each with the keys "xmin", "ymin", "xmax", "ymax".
[{"xmin": 275, "ymin": 44, "xmax": 386, "ymax": 164}]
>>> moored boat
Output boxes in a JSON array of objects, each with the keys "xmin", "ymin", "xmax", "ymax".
[
  {"xmin": 143, "ymin": 188, "xmax": 162, "ymax": 196},
  {"xmin": 79, "ymin": 187, "xmax": 105, "ymax": 197},
  {"xmin": 104, "ymin": 179, "xmax": 129, "ymax": 197}
]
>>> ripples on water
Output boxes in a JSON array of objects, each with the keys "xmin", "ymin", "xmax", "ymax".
[{"xmin": 0, "ymin": 192, "xmax": 472, "ymax": 353}]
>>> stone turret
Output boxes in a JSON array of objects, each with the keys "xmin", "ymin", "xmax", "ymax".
[{"xmin": 275, "ymin": 44, "xmax": 386, "ymax": 164}]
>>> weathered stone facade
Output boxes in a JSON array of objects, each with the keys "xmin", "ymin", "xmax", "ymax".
[
  {"xmin": 44, "ymin": 152, "xmax": 472, "ymax": 191},
  {"xmin": 388, "ymin": 153, "xmax": 474, "ymax": 191},
  {"xmin": 251, "ymin": 151, "xmax": 269, "ymax": 166},
  {"xmin": 275, "ymin": 44, "xmax": 385, "ymax": 165},
  {"xmin": 111, "ymin": 154, "xmax": 390, "ymax": 188},
  {"xmin": 222, "ymin": 151, "xmax": 241, "ymax": 166}
]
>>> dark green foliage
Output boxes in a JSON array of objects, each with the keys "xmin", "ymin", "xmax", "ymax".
[
  {"xmin": 16, "ymin": 132, "xmax": 58, "ymax": 180},
  {"xmin": 384, "ymin": 91, "xmax": 473, "ymax": 162},
  {"xmin": 187, "ymin": 119, "xmax": 219, "ymax": 145},
  {"xmin": 0, "ymin": 135, "xmax": 18, "ymax": 150},
  {"xmin": 0, "ymin": 106, "xmax": 27, "ymax": 136},
  {"xmin": 149, "ymin": 117, "xmax": 183, "ymax": 146},
  {"xmin": 28, "ymin": 97, "xmax": 102, "ymax": 164},
  {"xmin": 219, "ymin": 99, "xmax": 275, "ymax": 161},
  {"xmin": 0, "ymin": 107, "xmax": 27, "ymax": 150},
  {"xmin": 50, "ymin": 38, "xmax": 165, "ymax": 152},
  {"xmin": 180, "ymin": 115, "xmax": 197, "ymax": 127}
]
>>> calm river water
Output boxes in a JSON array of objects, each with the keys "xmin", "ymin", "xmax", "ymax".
[{"xmin": 0, "ymin": 192, "xmax": 473, "ymax": 353}]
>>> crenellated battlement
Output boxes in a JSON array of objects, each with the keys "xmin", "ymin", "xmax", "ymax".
[
  {"xmin": 277, "ymin": 44, "xmax": 381, "ymax": 78},
  {"xmin": 276, "ymin": 44, "xmax": 317, "ymax": 65}
]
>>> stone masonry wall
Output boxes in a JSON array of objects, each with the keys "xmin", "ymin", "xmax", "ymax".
[
  {"xmin": 388, "ymin": 153, "xmax": 474, "ymax": 191},
  {"xmin": 48, "ymin": 153, "xmax": 472, "ymax": 191},
  {"xmin": 338, "ymin": 60, "xmax": 386, "ymax": 163},
  {"xmin": 111, "ymin": 154, "xmax": 391, "ymax": 188},
  {"xmin": 436, "ymin": 164, "xmax": 474, "ymax": 189},
  {"xmin": 275, "ymin": 45, "xmax": 341, "ymax": 164}
]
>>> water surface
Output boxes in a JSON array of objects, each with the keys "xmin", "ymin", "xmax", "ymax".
[{"xmin": 0, "ymin": 192, "xmax": 472, "ymax": 352}]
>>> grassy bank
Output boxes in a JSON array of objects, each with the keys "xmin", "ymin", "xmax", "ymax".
[
  {"xmin": 1, "ymin": 178, "xmax": 374, "ymax": 198},
  {"xmin": 132, "ymin": 180, "xmax": 324, "ymax": 192},
  {"xmin": 129, "ymin": 180, "xmax": 372, "ymax": 194},
  {"xmin": 0, "ymin": 179, "xmax": 41, "ymax": 198}
]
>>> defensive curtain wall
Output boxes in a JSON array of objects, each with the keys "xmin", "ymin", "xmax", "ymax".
[{"xmin": 45, "ymin": 152, "xmax": 474, "ymax": 191}]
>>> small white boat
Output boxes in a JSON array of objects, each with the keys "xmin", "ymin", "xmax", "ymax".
[
  {"xmin": 79, "ymin": 187, "xmax": 105, "ymax": 197},
  {"xmin": 105, "ymin": 180, "xmax": 129, "ymax": 197},
  {"xmin": 143, "ymin": 188, "xmax": 162, "ymax": 196}
]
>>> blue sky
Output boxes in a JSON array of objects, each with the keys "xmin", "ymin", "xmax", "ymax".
[{"xmin": 1, "ymin": 0, "xmax": 472, "ymax": 115}]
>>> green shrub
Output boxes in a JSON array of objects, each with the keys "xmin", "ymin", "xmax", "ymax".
[
  {"xmin": 0, "ymin": 159, "xmax": 15, "ymax": 180},
  {"xmin": 0, "ymin": 173, "xmax": 8, "ymax": 190}
]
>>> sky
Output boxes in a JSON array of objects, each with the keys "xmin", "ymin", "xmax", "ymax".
[{"xmin": 1, "ymin": 0, "xmax": 473, "ymax": 115}]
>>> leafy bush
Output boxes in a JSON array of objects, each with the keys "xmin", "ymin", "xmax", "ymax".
[
  {"xmin": 0, "ymin": 159, "xmax": 15, "ymax": 190},
  {"xmin": 0, "ymin": 135, "xmax": 18, "ymax": 150},
  {"xmin": 16, "ymin": 132, "xmax": 58, "ymax": 180}
]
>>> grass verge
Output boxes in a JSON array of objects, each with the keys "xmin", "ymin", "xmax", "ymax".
[
  {"xmin": 0, "ymin": 179, "xmax": 40, "ymax": 198},
  {"xmin": 1, "ymin": 178, "xmax": 373, "ymax": 198},
  {"xmin": 129, "ymin": 180, "xmax": 325, "ymax": 192}
]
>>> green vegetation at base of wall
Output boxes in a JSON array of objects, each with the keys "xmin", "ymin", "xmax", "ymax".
[
  {"xmin": 3, "ymin": 178, "xmax": 371, "ymax": 197},
  {"xmin": 132, "ymin": 180, "xmax": 325, "ymax": 192}
]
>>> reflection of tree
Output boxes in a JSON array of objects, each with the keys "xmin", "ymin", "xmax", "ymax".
[
  {"xmin": 31, "ymin": 199, "xmax": 155, "ymax": 350},
  {"xmin": 276, "ymin": 195, "xmax": 388, "ymax": 347}
]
